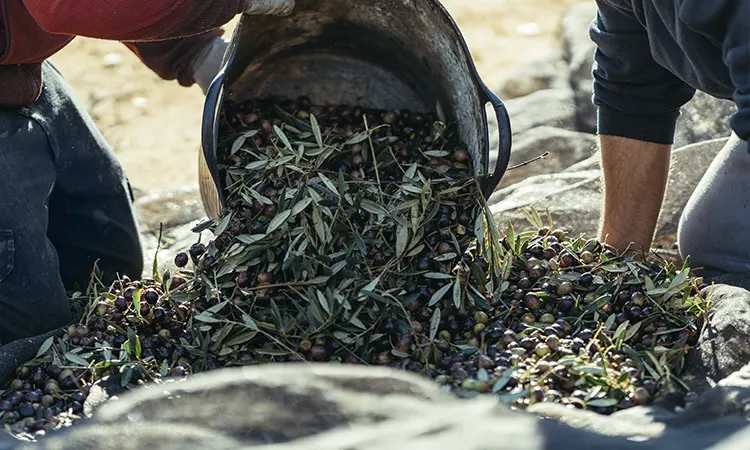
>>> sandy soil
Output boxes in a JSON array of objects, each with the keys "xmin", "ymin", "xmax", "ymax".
[{"xmin": 49, "ymin": 0, "xmax": 585, "ymax": 193}]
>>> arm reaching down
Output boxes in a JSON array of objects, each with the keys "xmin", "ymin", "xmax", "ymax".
[
  {"xmin": 680, "ymin": 0, "xmax": 750, "ymax": 143},
  {"xmin": 598, "ymin": 135, "xmax": 671, "ymax": 252},
  {"xmin": 21, "ymin": 0, "xmax": 244, "ymax": 41},
  {"xmin": 123, "ymin": 32, "xmax": 227, "ymax": 89},
  {"xmin": 21, "ymin": 0, "xmax": 294, "ymax": 42},
  {"xmin": 590, "ymin": 1, "xmax": 695, "ymax": 252}
]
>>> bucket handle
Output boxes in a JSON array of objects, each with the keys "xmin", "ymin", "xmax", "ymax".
[
  {"xmin": 482, "ymin": 86, "xmax": 513, "ymax": 198},
  {"xmin": 201, "ymin": 74, "xmax": 228, "ymax": 209},
  {"xmin": 200, "ymin": 16, "xmax": 247, "ymax": 212}
]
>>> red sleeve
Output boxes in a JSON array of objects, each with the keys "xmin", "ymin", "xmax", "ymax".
[
  {"xmin": 21, "ymin": 0, "xmax": 243, "ymax": 41},
  {"xmin": 123, "ymin": 30, "xmax": 225, "ymax": 87}
]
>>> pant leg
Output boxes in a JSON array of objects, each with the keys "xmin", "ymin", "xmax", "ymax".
[
  {"xmin": 677, "ymin": 134, "xmax": 750, "ymax": 277},
  {"xmin": 27, "ymin": 62, "xmax": 144, "ymax": 289},
  {"xmin": 0, "ymin": 102, "xmax": 71, "ymax": 343}
]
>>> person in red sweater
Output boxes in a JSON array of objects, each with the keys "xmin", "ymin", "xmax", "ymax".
[{"xmin": 0, "ymin": 0, "xmax": 294, "ymax": 343}]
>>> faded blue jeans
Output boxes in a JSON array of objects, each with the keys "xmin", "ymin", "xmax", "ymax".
[
  {"xmin": 678, "ymin": 134, "xmax": 750, "ymax": 279},
  {"xmin": 0, "ymin": 62, "xmax": 143, "ymax": 343}
]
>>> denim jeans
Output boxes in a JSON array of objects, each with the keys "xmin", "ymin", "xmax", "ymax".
[
  {"xmin": 0, "ymin": 62, "xmax": 143, "ymax": 343},
  {"xmin": 678, "ymin": 134, "xmax": 750, "ymax": 279}
]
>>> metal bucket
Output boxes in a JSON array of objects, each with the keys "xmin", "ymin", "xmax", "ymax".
[{"xmin": 199, "ymin": 0, "xmax": 512, "ymax": 219}]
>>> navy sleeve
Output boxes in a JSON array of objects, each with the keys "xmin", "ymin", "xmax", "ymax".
[
  {"xmin": 590, "ymin": 0, "xmax": 696, "ymax": 144},
  {"xmin": 680, "ymin": 0, "xmax": 750, "ymax": 143}
]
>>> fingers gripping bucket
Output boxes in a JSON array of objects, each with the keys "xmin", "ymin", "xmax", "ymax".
[{"xmin": 200, "ymin": 0, "xmax": 512, "ymax": 219}]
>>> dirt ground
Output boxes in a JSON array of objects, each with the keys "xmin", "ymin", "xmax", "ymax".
[{"xmin": 49, "ymin": 0, "xmax": 585, "ymax": 193}]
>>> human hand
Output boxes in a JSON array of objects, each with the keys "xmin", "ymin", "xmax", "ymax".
[
  {"xmin": 191, "ymin": 37, "xmax": 230, "ymax": 94},
  {"xmin": 243, "ymin": 0, "xmax": 295, "ymax": 16}
]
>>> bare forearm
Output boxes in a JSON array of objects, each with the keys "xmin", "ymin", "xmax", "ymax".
[{"xmin": 598, "ymin": 135, "xmax": 671, "ymax": 252}]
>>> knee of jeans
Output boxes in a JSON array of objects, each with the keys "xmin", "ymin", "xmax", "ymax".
[{"xmin": 677, "ymin": 211, "xmax": 707, "ymax": 264}]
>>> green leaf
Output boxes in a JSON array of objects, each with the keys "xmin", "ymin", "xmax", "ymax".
[
  {"xmin": 236, "ymin": 234, "xmax": 266, "ymax": 245},
  {"xmin": 310, "ymin": 114, "xmax": 323, "ymax": 149},
  {"xmin": 292, "ymin": 198, "xmax": 313, "ymax": 216},
  {"xmin": 396, "ymin": 224, "xmax": 409, "ymax": 258},
  {"xmin": 604, "ymin": 313, "xmax": 616, "ymax": 331},
  {"xmin": 65, "ymin": 352, "xmax": 91, "ymax": 367},
  {"xmin": 506, "ymin": 222, "xmax": 516, "ymax": 252},
  {"xmin": 133, "ymin": 334, "xmax": 142, "ymax": 359},
  {"xmin": 434, "ymin": 252, "xmax": 458, "ymax": 262},
  {"xmin": 613, "ymin": 320, "xmax": 630, "ymax": 341},
  {"xmin": 406, "ymin": 244, "xmax": 425, "ymax": 258},
  {"xmin": 491, "ymin": 369, "xmax": 514, "ymax": 393},
  {"xmin": 231, "ymin": 130, "xmax": 258, "ymax": 155},
  {"xmin": 195, "ymin": 311, "xmax": 222, "ymax": 323},
  {"xmin": 318, "ymin": 173, "xmax": 340, "ymax": 197},
  {"xmin": 429, "ymin": 308, "xmax": 441, "ymax": 341},
  {"xmin": 132, "ymin": 288, "xmax": 142, "ymax": 317},
  {"xmin": 152, "ymin": 223, "xmax": 163, "ymax": 283},
  {"xmin": 499, "ymin": 389, "xmax": 529, "ymax": 404},
  {"xmin": 359, "ymin": 278, "xmax": 380, "ymax": 297},
  {"xmin": 345, "ymin": 131, "xmax": 369, "ymax": 145},
  {"xmin": 245, "ymin": 160, "xmax": 268, "ymax": 170},
  {"xmin": 312, "ymin": 204, "xmax": 328, "ymax": 244},
  {"xmin": 581, "ymin": 295, "xmax": 611, "ymax": 317},
  {"xmin": 669, "ymin": 268, "xmax": 689, "ymax": 290},
  {"xmin": 35, "ymin": 336, "xmax": 55, "ymax": 358},
  {"xmin": 428, "ymin": 282, "xmax": 453, "ymax": 307},
  {"xmin": 423, "ymin": 150, "xmax": 451, "ymax": 157},
  {"xmin": 623, "ymin": 321, "xmax": 642, "ymax": 342},
  {"xmin": 360, "ymin": 200, "xmax": 389, "ymax": 216},
  {"xmin": 226, "ymin": 331, "xmax": 258, "ymax": 347},
  {"xmin": 248, "ymin": 188, "xmax": 273, "ymax": 205},
  {"xmin": 242, "ymin": 314, "xmax": 260, "ymax": 331},
  {"xmin": 274, "ymin": 125, "xmax": 293, "ymax": 151},
  {"xmin": 575, "ymin": 366, "xmax": 605, "ymax": 375},
  {"xmin": 452, "ymin": 274, "xmax": 462, "ymax": 309},
  {"xmin": 266, "ymin": 209, "xmax": 292, "ymax": 235},
  {"xmin": 424, "ymin": 272, "xmax": 455, "ymax": 280},
  {"xmin": 231, "ymin": 135, "xmax": 247, "ymax": 154},
  {"xmin": 217, "ymin": 213, "xmax": 235, "ymax": 237},
  {"xmin": 316, "ymin": 289, "xmax": 332, "ymax": 316},
  {"xmin": 474, "ymin": 214, "xmax": 485, "ymax": 251},
  {"xmin": 121, "ymin": 367, "xmax": 135, "ymax": 387},
  {"xmin": 586, "ymin": 398, "xmax": 617, "ymax": 408}
]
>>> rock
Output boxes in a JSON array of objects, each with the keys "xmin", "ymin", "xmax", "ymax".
[
  {"xmin": 504, "ymin": 89, "xmax": 577, "ymax": 137},
  {"xmin": 560, "ymin": 3, "xmax": 598, "ymax": 65},
  {"xmin": 683, "ymin": 285, "xmax": 750, "ymax": 390},
  {"xmin": 709, "ymin": 272, "xmax": 750, "ymax": 291},
  {"xmin": 0, "ymin": 434, "xmax": 16, "ymax": 450},
  {"xmin": 528, "ymin": 402, "xmax": 668, "ymax": 440},
  {"xmin": 674, "ymin": 91, "xmax": 737, "ymax": 149},
  {"xmin": 571, "ymin": 72, "xmax": 595, "ymax": 133},
  {"xmin": 499, "ymin": 50, "xmax": 570, "ymax": 100},
  {"xmin": 654, "ymin": 137, "xmax": 727, "ymax": 239},
  {"xmin": 490, "ymin": 137, "xmax": 727, "ymax": 243},
  {"xmin": 134, "ymin": 186, "xmax": 206, "ymax": 235},
  {"xmin": 559, "ymin": 2, "xmax": 598, "ymax": 133},
  {"xmin": 489, "ymin": 170, "xmax": 601, "ymax": 236},
  {"xmin": 495, "ymin": 126, "xmax": 597, "ymax": 188},
  {"xmin": 21, "ymin": 364, "xmax": 750, "ymax": 450},
  {"xmin": 561, "ymin": 151, "xmax": 600, "ymax": 172}
]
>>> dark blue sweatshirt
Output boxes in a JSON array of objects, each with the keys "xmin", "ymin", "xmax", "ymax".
[{"xmin": 590, "ymin": 0, "xmax": 750, "ymax": 144}]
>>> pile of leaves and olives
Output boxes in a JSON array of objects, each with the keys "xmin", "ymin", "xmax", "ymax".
[{"xmin": 0, "ymin": 98, "xmax": 712, "ymax": 440}]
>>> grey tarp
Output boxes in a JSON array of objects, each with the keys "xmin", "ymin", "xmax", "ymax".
[{"xmin": 0, "ymin": 330, "xmax": 63, "ymax": 386}]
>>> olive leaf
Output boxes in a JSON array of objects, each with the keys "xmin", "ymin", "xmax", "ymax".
[{"xmin": 266, "ymin": 210, "xmax": 292, "ymax": 234}]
